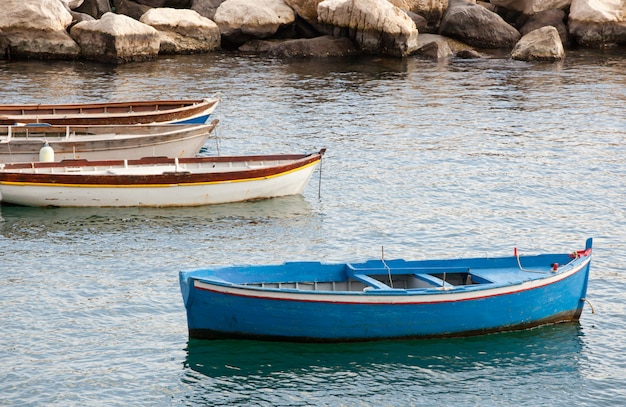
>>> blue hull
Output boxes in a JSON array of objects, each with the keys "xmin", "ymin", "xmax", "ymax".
[
  {"xmin": 180, "ymin": 239, "xmax": 592, "ymax": 342},
  {"xmin": 172, "ymin": 114, "xmax": 211, "ymax": 124}
]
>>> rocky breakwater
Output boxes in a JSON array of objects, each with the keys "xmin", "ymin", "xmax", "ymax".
[{"xmin": 0, "ymin": 0, "xmax": 624, "ymax": 64}]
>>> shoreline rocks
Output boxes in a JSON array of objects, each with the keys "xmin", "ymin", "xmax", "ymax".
[{"xmin": 1, "ymin": 0, "xmax": 624, "ymax": 63}]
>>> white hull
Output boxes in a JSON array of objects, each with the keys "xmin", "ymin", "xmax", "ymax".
[
  {"xmin": 0, "ymin": 122, "xmax": 218, "ymax": 163},
  {"xmin": 0, "ymin": 136, "xmax": 211, "ymax": 163},
  {"xmin": 0, "ymin": 160, "xmax": 320, "ymax": 207}
]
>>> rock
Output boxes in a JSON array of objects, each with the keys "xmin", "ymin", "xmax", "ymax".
[
  {"xmin": 456, "ymin": 48, "xmax": 483, "ymax": 58},
  {"xmin": 417, "ymin": 32, "xmax": 474, "ymax": 52},
  {"xmin": 292, "ymin": 15, "xmax": 323, "ymax": 38},
  {"xmin": 140, "ymin": 8, "xmax": 220, "ymax": 53},
  {"xmin": 285, "ymin": 0, "xmax": 324, "ymax": 27},
  {"xmin": 511, "ymin": 25, "xmax": 564, "ymax": 60},
  {"xmin": 70, "ymin": 12, "xmax": 160, "ymax": 63},
  {"xmin": 568, "ymin": 0, "xmax": 626, "ymax": 46},
  {"xmin": 517, "ymin": 9, "xmax": 569, "ymax": 45},
  {"xmin": 191, "ymin": 0, "xmax": 226, "ymax": 20},
  {"xmin": 406, "ymin": 10, "xmax": 430, "ymax": 33},
  {"xmin": 317, "ymin": 0, "xmax": 419, "ymax": 57},
  {"xmin": 439, "ymin": 0, "xmax": 521, "ymax": 48},
  {"xmin": 61, "ymin": 0, "xmax": 85, "ymax": 9},
  {"xmin": 286, "ymin": 0, "xmax": 345, "ymax": 37},
  {"xmin": 0, "ymin": 37, "xmax": 8, "ymax": 59},
  {"xmin": 70, "ymin": 11, "xmax": 97, "ymax": 25},
  {"xmin": 74, "ymin": 0, "xmax": 112, "ymax": 19},
  {"xmin": 489, "ymin": 0, "xmax": 571, "ymax": 14},
  {"xmin": 113, "ymin": 0, "xmax": 153, "ymax": 20},
  {"xmin": 0, "ymin": 0, "xmax": 81, "ymax": 60},
  {"xmin": 134, "ymin": 0, "xmax": 191, "ymax": 7},
  {"xmin": 401, "ymin": 0, "xmax": 448, "ymax": 32},
  {"xmin": 415, "ymin": 39, "xmax": 453, "ymax": 59},
  {"xmin": 239, "ymin": 35, "xmax": 359, "ymax": 57},
  {"xmin": 214, "ymin": 0, "xmax": 296, "ymax": 48}
]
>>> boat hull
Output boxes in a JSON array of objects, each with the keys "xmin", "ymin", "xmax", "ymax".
[
  {"xmin": 0, "ymin": 98, "xmax": 219, "ymax": 126},
  {"xmin": 0, "ymin": 121, "xmax": 218, "ymax": 163},
  {"xmin": 180, "ymin": 246, "xmax": 592, "ymax": 342},
  {"xmin": 0, "ymin": 151, "xmax": 323, "ymax": 207}
]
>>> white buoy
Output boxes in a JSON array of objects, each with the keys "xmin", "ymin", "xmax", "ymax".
[{"xmin": 39, "ymin": 141, "xmax": 55, "ymax": 162}]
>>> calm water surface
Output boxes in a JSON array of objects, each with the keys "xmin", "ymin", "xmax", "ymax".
[{"xmin": 1, "ymin": 49, "xmax": 625, "ymax": 406}]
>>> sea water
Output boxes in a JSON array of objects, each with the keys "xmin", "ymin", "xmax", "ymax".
[{"xmin": 1, "ymin": 49, "xmax": 625, "ymax": 406}]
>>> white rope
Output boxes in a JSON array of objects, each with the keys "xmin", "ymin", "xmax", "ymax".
[
  {"xmin": 515, "ymin": 247, "xmax": 547, "ymax": 273},
  {"xmin": 381, "ymin": 246, "xmax": 393, "ymax": 288}
]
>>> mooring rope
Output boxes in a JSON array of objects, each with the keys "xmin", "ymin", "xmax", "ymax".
[
  {"xmin": 381, "ymin": 246, "xmax": 393, "ymax": 288},
  {"xmin": 318, "ymin": 152, "xmax": 322, "ymax": 199},
  {"xmin": 582, "ymin": 297, "xmax": 595, "ymax": 314},
  {"xmin": 515, "ymin": 247, "xmax": 548, "ymax": 273},
  {"xmin": 212, "ymin": 92, "xmax": 223, "ymax": 156}
]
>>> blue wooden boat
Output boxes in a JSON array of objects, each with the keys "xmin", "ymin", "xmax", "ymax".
[{"xmin": 179, "ymin": 238, "xmax": 593, "ymax": 342}]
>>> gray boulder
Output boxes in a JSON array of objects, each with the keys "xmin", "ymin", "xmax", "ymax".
[
  {"xmin": 518, "ymin": 9, "xmax": 569, "ymax": 45},
  {"xmin": 70, "ymin": 12, "xmax": 160, "ymax": 63},
  {"xmin": 406, "ymin": 11, "xmax": 430, "ymax": 33},
  {"xmin": 134, "ymin": 0, "xmax": 191, "ymax": 7},
  {"xmin": 239, "ymin": 35, "xmax": 359, "ymax": 57},
  {"xmin": 70, "ymin": 11, "xmax": 97, "ymax": 24},
  {"xmin": 511, "ymin": 25, "xmax": 565, "ymax": 60},
  {"xmin": 456, "ymin": 48, "xmax": 483, "ymax": 58},
  {"xmin": 191, "ymin": 0, "xmax": 226, "ymax": 20},
  {"xmin": 490, "ymin": 0, "xmax": 571, "ymax": 14},
  {"xmin": 74, "ymin": 0, "xmax": 113, "ymax": 19},
  {"xmin": 415, "ymin": 39, "xmax": 453, "ymax": 60},
  {"xmin": 61, "ymin": 0, "xmax": 85, "ymax": 9},
  {"xmin": 439, "ymin": 0, "xmax": 521, "ymax": 48},
  {"xmin": 113, "ymin": 0, "xmax": 153, "ymax": 20}
]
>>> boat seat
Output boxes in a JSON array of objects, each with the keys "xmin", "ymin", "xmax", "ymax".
[{"xmin": 346, "ymin": 264, "xmax": 392, "ymax": 290}]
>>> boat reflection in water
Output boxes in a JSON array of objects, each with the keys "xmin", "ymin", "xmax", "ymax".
[{"xmin": 182, "ymin": 324, "xmax": 586, "ymax": 404}]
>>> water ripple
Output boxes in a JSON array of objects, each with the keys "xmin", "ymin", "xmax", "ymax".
[{"xmin": 1, "ymin": 49, "xmax": 625, "ymax": 405}]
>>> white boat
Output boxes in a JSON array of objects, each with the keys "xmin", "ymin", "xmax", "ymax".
[
  {"xmin": 0, "ymin": 120, "xmax": 219, "ymax": 163},
  {"xmin": 0, "ymin": 149, "xmax": 325, "ymax": 207}
]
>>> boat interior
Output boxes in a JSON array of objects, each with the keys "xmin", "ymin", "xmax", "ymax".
[
  {"xmin": 0, "ymin": 157, "xmax": 300, "ymax": 175},
  {"xmin": 242, "ymin": 263, "xmax": 494, "ymax": 292},
  {"xmin": 1, "ymin": 123, "xmax": 208, "ymax": 140}
]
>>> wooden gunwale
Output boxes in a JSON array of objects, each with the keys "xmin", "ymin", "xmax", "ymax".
[{"xmin": 0, "ymin": 99, "xmax": 218, "ymax": 125}]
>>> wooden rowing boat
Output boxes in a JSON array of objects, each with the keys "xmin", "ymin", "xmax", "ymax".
[
  {"xmin": 0, "ymin": 149, "xmax": 325, "ymax": 207},
  {"xmin": 179, "ymin": 238, "xmax": 593, "ymax": 342},
  {"xmin": 0, "ymin": 98, "xmax": 219, "ymax": 125},
  {"xmin": 0, "ymin": 120, "xmax": 219, "ymax": 163}
]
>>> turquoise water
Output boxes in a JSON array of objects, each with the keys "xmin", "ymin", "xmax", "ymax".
[{"xmin": 1, "ymin": 49, "xmax": 625, "ymax": 405}]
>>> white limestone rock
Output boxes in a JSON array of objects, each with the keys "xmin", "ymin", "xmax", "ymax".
[
  {"xmin": 70, "ymin": 12, "xmax": 160, "ymax": 63},
  {"xmin": 569, "ymin": 0, "xmax": 626, "ymax": 46},
  {"xmin": 214, "ymin": 0, "xmax": 296, "ymax": 46},
  {"xmin": 0, "ymin": 0, "xmax": 80, "ymax": 59},
  {"xmin": 140, "ymin": 8, "xmax": 221, "ymax": 53},
  {"xmin": 317, "ymin": 0, "xmax": 419, "ymax": 57}
]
